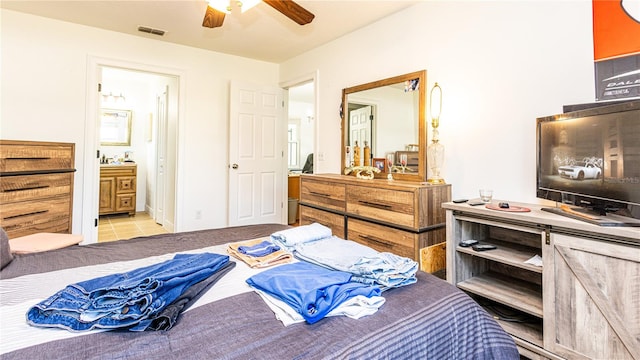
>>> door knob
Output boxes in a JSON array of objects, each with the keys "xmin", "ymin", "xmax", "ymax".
[{"xmin": 231, "ymin": 163, "xmax": 239, "ymax": 169}]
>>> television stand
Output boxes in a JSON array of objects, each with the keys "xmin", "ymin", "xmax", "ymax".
[{"xmin": 541, "ymin": 205, "xmax": 640, "ymax": 227}]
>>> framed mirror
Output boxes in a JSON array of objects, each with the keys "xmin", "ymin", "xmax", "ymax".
[
  {"xmin": 100, "ymin": 108, "xmax": 132, "ymax": 146},
  {"xmin": 341, "ymin": 70, "xmax": 427, "ymax": 181}
]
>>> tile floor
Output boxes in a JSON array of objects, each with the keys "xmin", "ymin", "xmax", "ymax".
[{"xmin": 98, "ymin": 212, "xmax": 169, "ymax": 243}]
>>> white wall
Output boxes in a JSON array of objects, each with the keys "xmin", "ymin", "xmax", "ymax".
[
  {"xmin": 280, "ymin": 1, "xmax": 595, "ymax": 204},
  {"xmin": 1, "ymin": 9, "xmax": 280, "ymax": 235}
]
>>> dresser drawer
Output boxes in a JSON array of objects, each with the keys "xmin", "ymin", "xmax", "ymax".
[
  {"xmin": 300, "ymin": 178, "xmax": 346, "ymax": 212},
  {"xmin": 116, "ymin": 194, "xmax": 136, "ymax": 213},
  {"xmin": 0, "ymin": 196, "xmax": 71, "ymax": 238},
  {"xmin": 0, "ymin": 173, "xmax": 73, "ymax": 204},
  {"xmin": 116, "ymin": 176, "xmax": 136, "ymax": 193},
  {"xmin": 100, "ymin": 165, "xmax": 136, "ymax": 178},
  {"xmin": 299, "ymin": 205, "xmax": 345, "ymax": 237},
  {"xmin": 347, "ymin": 185, "xmax": 415, "ymax": 228},
  {"xmin": 347, "ymin": 218, "xmax": 416, "ymax": 260},
  {"xmin": 0, "ymin": 141, "xmax": 74, "ymax": 173}
]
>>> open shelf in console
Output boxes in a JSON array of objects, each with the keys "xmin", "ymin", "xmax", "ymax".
[
  {"xmin": 473, "ymin": 296, "xmax": 543, "ymax": 348},
  {"xmin": 456, "ymin": 240, "xmax": 542, "ymax": 273},
  {"xmin": 449, "ymin": 213, "xmax": 546, "ymax": 352},
  {"xmin": 456, "ymin": 270, "xmax": 542, "ymax": 317}
]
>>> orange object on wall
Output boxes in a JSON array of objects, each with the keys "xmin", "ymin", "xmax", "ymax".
[{"xmin": 593, "ymin": 0, "xmax": 640, "ymax": 60}]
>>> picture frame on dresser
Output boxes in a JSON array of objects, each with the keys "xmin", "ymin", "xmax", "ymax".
[
  {"xmin": 372, "ymin": 158, "xmax": 386, "ymax": 173},
  {"xmin": 100, "ymin": 108, "xmax": 132, "ymax": 146}
]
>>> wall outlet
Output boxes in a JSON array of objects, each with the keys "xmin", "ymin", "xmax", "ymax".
[
  {"xmin": 317, "ymin": 152, "xmax": 324, "ymax": 161},
  {"xmin": 195, "ymin": 210, "xmax": 202, "ymax": 220}
]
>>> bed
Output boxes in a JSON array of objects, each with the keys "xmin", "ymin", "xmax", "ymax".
[{"xmin": 1, "ymin": 224, "xmax": 519, "ymax": 359}]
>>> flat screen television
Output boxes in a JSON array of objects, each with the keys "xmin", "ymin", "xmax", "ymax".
[{"xmin": 536, "ymin": 99, "xmax": 640, "ymax": 226}]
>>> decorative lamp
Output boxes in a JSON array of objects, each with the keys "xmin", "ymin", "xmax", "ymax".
[{"xmin": 427, "ymin": 82, "xmax": 445, "ymax": 184}]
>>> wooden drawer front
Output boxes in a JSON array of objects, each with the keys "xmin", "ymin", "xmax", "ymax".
[
  {"xmin": 0, "ymin": 173, "xmax": 73, "ymax": 204},
  {"xmin": 417, "ymin": 226, "xmax": 446, "ymax": 249},
  {"xmin": 347, "ymin": 185, "xmax": 415, "ymax": 228},
  {"xmin": 116, "ymin": 176, "xmax": 136, "ymax": 193},
  {"xmin": 347, "ymin": 218, "xmax": 416, "ymax": 260},
  {"xmin": 300, "ymin": 179, "xmax": 346, "ymax": 212},
  {"xmin": 116, "ymin": 194, "xmax": 136, "ymax": 212},
  {"xmin": 0, "ymin": 142, "xmax": 74, "ymax": 173},
  {"xmin": 299, "ymin": 205, "xmax": 345, "ymax": 238},
  {"xmin": 0, "ymin": 196, "xmax": 71, "ymax": 238},
  {"xmin": 417, "ymin": 185, "xmax": 451, "ymax": 228},
  {"xmin": 100, "ymin": 166, "xmax": 136, "ymax": 178}
]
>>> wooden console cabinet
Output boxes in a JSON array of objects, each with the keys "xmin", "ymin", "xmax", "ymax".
[
  {"xmin": 99, "ymin": 164, "xmax": 137, "ymax": 216},
  {"xmin": 0, "ymin": 140, "xmax": 75, "ymax": 239},
  {"xmin": 444, "ymin": 201, "xmax": 640, "ymax": 360},
  {"xmin": 299, "ymin": 174, "xmax": 451, "ymax": 261}
]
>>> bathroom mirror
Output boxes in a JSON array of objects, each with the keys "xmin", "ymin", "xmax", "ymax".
[
  {"xmin": 100, "ymin": 108, "xmax": 132, "ymax": 146},
  {"xmin": 341, "ymin": 70, "xmax": 427, "ymax": 181}
]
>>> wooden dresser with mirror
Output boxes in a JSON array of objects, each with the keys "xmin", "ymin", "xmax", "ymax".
[{"xmin": 299, "ymin": 70, "xmax": 451, "ymax": 268}]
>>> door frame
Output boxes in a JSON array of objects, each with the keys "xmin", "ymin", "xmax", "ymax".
[
  {"xmin": 83, "ymin": 56, "xmax": 186, "ymax": 244},
  {"xmin": 154, "ymin": 87, "xmax": 169, "ymax": 225}
]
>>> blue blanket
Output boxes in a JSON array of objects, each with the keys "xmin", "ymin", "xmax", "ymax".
[{"xmin": 246, "ymin": 262, "xmax": 381, "ymax": 324}]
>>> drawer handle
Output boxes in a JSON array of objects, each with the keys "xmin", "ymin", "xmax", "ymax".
[
  {"xmin": 3, "ymin": 209, "xmax": 49, "ymax": 220},
  {"xmin": 2, "ymin": 185, "xmax": 50, "ymax": 192},
  {"xmin": 309, "ymin": 191, "xmax": 330, "ymax": 197},
  {"xmin": 359, "ymin": 235, "xmax": 392, "ymax": 248},
  {"xmin": 358, "ymin": 201, "xmax": 392, "ymax": 210}
]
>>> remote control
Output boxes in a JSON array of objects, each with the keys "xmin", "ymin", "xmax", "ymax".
[
  {"xmin": 452, "ymin": 199, "xmax": 468, "ymax": 203},
  {"xmin": 472, "ymin": 244, "xmax": 497, "ymax": 251},
  {"xmin": 468, "ymin": 201, "xmax": 485, "ymax": 206}
]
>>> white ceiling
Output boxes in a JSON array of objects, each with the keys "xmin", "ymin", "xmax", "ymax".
[{"xmin": 1, "ymin": 0, "xmax": 418, "ymax": 63}]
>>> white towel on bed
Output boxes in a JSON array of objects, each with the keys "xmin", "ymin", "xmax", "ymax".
[{"xmin": 270, "ymin": 223, "xmax": 332, "ymax": 249}]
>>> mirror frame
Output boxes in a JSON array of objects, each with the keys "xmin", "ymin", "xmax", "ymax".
[
  {"xmin": 341, "ymin": 70, "xmax": 427, "ymax": 182},
  {"xmin": 100, "ymin": 108, "xmax": 132, "ymax": 146}
]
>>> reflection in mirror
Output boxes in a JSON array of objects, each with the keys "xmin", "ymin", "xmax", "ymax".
[
  {"xmin": 342, "ymin": 70, "xmax": 426, "ymax": 181},
  {"xmin": 100, "ymin": 109, "xmax": 132, "ymax": 146}
]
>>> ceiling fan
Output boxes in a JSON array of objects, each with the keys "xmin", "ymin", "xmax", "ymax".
[{"xmin": 202, "ymin": 0, "xmax": 315, "ymax": 28}]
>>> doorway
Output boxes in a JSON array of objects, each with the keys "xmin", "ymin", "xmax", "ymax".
[
  {"xmin": 83, "ymin": 57, "xmax": 181, "ymax": 244},
  {"xmin": 286, "ymin": 81, "xmax": 315, "ymax": 173},
  {"xmin": 96, "ymin": 67, "xmax": 177, "ymax": 241},
  {"xmin": 282, "ymin": 76, "xmax": 317, "ymax": 226}
]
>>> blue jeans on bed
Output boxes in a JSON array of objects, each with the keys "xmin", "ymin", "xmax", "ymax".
[{"xmin": 27, "ymin": 252, "xmax": 230, "ymax": 332}]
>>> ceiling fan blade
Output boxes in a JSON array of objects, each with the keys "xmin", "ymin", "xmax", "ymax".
[
  {"xmin": 202, "ymin": 5, "xmax": 226, "ymax": 28},
  {"xmin": 263, "ymin": 0, "xmax": 315, "ymax": 25}
]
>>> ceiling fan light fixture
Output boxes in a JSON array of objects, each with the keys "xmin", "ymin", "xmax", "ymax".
[
  {"xmin": 239, "ymin": 0, "xmax": 261, "ymax": 13},
  {"xmin": 207, "ymin": 0, "xmax": 231, "ymax": 14}
]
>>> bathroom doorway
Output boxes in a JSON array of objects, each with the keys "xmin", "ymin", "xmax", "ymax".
[
  {"xmin": 97, "ymin": 67, "xmax": 177, "ymax": 240},
  {"xmin": 83, "ymin": 56, "xmax": 181, "ymax": 244}
]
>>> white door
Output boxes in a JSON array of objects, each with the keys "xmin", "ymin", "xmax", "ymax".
[
  {"xmin": 229, "ymin": 81, "xmax": 285, "ymax": 226},
  {"xmin": 349, "ymin": 105, "xmax": 372, "ymax": 166},
  {"xmin": 155, "ymin": 86, "xmax": 168, "ymax": 225}
]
